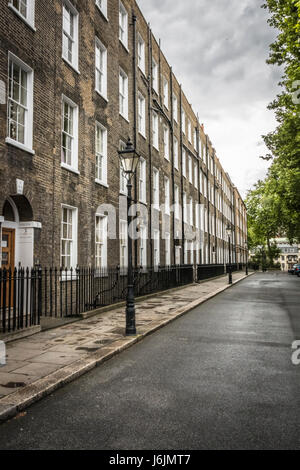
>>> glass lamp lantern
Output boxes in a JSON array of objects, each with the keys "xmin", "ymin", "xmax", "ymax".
[{"xmin": 118, "ymin": 138, "xmax": 140, "ymax": 178}]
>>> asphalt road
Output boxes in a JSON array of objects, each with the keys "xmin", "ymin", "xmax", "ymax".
[{"xmin": 0, "ymin": 272, "xmax": 300, "ymax": 450}]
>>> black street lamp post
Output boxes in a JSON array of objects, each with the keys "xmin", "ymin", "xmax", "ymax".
[
  {"xmin": 226, "ymin": 225, "xmax": 233, "ymax": 285},
  {"xmin": 118, "ymin": 138, "xmax": 140, "ymax": 336}
]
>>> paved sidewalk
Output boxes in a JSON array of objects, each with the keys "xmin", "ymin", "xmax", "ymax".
[{"xmin": 0, "ymin": 271, "xmax": 252, "ymax": 422}]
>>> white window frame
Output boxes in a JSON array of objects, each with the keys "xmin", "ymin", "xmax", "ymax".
[
  {"xmin": 189, "ymin": 197, "xmax": 193, "ymax": 226},
  {"xmin": 8, "ymin": 0, "xmax": 35, "ymax": 30},
  {"xmin": 165, "ymin": 232, "xmax": 171, "ymax": 266},
  {"xmin": 139, "ymin": 158, "xmax": 147, "ymax": 204},
  {"xmin": 182, "ymin": 149, "xmax": 186, "ymax": 178},
  {"xmin": 163, "ymin": 125, "xmax": 169, "ymax": 161},
  {"xmin": 174, "ymin": 136, "xmax": 179, "ymax": 170},
  {"xmin": 174, "ymin": 185, "xmax": 180, "ymax": 220},
  {"xmin": 153, "ymin": 229, "xmax": 160, "ymax": 268},
  {"xmin": 188, "ymin": 119, "xmax": 192, "ymax": 143},
  {"xmin": 95, "ymin": 214, "xmax": 108, "ymax": 269},
  {"xmin": 152, "ymin": 111, "xmax": 159, "ymax": 149},
  {"xmin": 195, "ymin": 204, "xmax": 200, "ymax": 229},
  {"xmin": 6, "ymin": 52, "xmax": 34, "ymax": 154},
  {"xmin": 194, "ymin": 130, "xmax": 197, "ymax": 150},
  {"xmin": 163, "ymin": 76, "xmax": 168, "ymax": 109},
  {"xmin": 188, "ymin": 156, "xmax": 193, "ymax": 184},
  {"xmin": 164, "ymin": 177, "xmax": 170, "ymax": 215},
  {"xmin": 181, "ymin": 108, "xmax": 185, "ymax": 134},
  {"xmin": 152, "ymin": 58, "xmax": 158, "ymax": 93},
  {"xmin": 95, "ymin": 38, "xmax": 107, "ymax": 100},
  {"xmin": 173, "ymin": 95, "xmax": 178, "ymax": 123},
  {"xmin": 194, "ymin": 162, "xmax": 198, "ymax": 189},
  {"xmin": 153, "ymin": 168, "xmax": 160, "ymax": 209},
  {"xmin": 199, "ymin": 170, "xmax": 203, "ymax": 194},
  {"xmin": 62, "ymin": 0, "xmax": 79, "ymax": 72},
  {"xmin": 184, "ymin": 240, "xmax": 188, "ymax": 265},
  {"xmin": 138, "ymin": 92, "xmax": 146, "ymax": 137},
  {"xmin": 61, "ymin": 95, "xmax": 79, "ymax": 173},
  {"xmin": 119, "ymin": 1, "xmax": 128, "ymax": 49},
  {"xmin": 61, "ymin": 204, "xmax": 78, "ymax": 271},
  {"xmin": 95, "ymin": 0, "xmax": 107, "ymax": 19},
  {"xmin": 95, "ymin": 122, "xmax": 108, "ymax": 186},
  {"xmin": 139, "ymin": 225, "xmax": 147, "ymax": 268},
  {"xmin": 137, "ymin": 33, "xmax": 145, "ymax": 74},
  {"xmin": 119, "ymin": 68, "xmax": 128, "ymax": 120},
  {"xmin": 119, "ymin": 219, "xmax": 128, "ymax": 269},
  {"xmin": 183, "ymin": 192, "xmax": 187, "ymax": 223}
]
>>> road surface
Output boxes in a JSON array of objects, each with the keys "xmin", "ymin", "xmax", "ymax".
[{"xmin": 0, "ymin": 272, "xmax": 299, "ymax": 450}]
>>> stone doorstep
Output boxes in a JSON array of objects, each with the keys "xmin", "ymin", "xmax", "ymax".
[{"xmin": 0, "ymin": 273, "xmax": 253, "ymax": 423}]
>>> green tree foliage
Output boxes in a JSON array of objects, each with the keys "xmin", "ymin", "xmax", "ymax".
[{"xmin": 247, "ymin": 0, "xmax": 300, "ymax": 245}]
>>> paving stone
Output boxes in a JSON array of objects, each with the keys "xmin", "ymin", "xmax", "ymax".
[
  {"xmin": 29, "ymin": 352, "xmax": 81, "ymax": 365},
  {"xmin": 11, "ymin": 362, "xmax": 61, "ymax": 377},
  {"xmin": 6, "ymin": 348, "xmax": 46, "ymax": 361},
  {"xmin": 0, "ymin": 361, "xmax": 30, "ymax": 373}
]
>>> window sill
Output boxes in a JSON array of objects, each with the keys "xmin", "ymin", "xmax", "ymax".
[
  {"xmin": 95, "ymin": 89, "xmax": 108, "ymax": 103},
  {"xmin": 138, "ymin": 66, "xmax": 146, "ymax": 77},
  {"xmin": 164, "ymin": 156, "xmax": 170, "ymax": 162},
  {"xmin": 152, "ymin": 144, "xmax": 159, "ymax": 152},
  {"xmin": 119, "ymin": 40, "xmax": 129, "ymax": 54},
  {"xmin": 95, "ymin": 179, "xmax": 109, "ymax": 188},
  {"xmin": 119, "ymin": 113, "xmax": 130, "ymax": 124},
  {"xmin": 139, "ymin": 131, "xmax": 146, "ymax": 140},
  {"xmin": 5, "ymin": 138, "xmax": 35, "ymax": 155},
  {"xmin": 95, "ymin": 5, "xmax": 108, "ymax": 22},
  {"xmin": 62, "ymin": 57, "xmax": 80, "ymax": 75},
  {"xmin": 61, "ymin": 163, "xmax": 80, "ymax": 175},
  {"xmin": 8, "ymin": 4, "xmax": 36, "ymax": 31}
]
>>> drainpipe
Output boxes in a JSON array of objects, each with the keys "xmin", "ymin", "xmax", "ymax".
[
  {"xmin": 221, "ymin": 172, "xmax": 225, "ymax": 267},
  {"xmin": 213, "ymin": 150, "xmax": 217, "ymax": 264},
  {"xmin": 147, "ymin": 23, "xmax": 153, "ymax": 267},
  {"xmin": 132, "ymin": 12, "xmax": 138, "ymax": 268},
  {"xmin": 196, "ymin": 115, "xmax": 201, "ymax": 266},
  {"xmin": 170, "ymin": 68, "xmax": 175, "ymax": 265},
  {"xmin": 206, "ymin": 135, "xmax": 210, "ymax": 264},
  {"xmin": 180, "ymin": 86, "xmax": 185, "ymax": 265}
]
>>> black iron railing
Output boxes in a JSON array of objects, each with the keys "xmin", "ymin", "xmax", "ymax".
[
  {"xmin": 0, "ymin": 267, "xmax": 42, "ymax": 334},
  {"xmin": 1, "ymin": 265, "xmax": 194, "ymax": 331},
  {"xmin": 1, "ymin": 263, "xmax": 248, "ymax": 333},
  {"xmin": 197, "ymin": 263, "xmax": 245, "ymax": 282},
  {"xmin": 197, "ymin": 264, "xmax": 226, "ymax": 281}
]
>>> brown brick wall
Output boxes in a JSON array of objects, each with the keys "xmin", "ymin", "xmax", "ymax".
[{"xmin": 0, "ymin": 0, "xmax": 247, "ymax": 269}]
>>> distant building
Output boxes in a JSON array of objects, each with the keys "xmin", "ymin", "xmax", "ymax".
[{"xmin": 273, "ymin": 239, "xmax": 300, "ymax": 271}]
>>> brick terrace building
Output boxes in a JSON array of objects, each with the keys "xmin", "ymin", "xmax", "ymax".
[{"xmin": 0, "ymin": 0, "xmax": 247, "ymax": 271}]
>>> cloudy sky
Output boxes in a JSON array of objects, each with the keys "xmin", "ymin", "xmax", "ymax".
[{"xmin": 136, "ymin": 0, "xmax": 281, "ymax": 198}]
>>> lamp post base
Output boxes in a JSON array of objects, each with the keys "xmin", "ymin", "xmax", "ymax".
[{"xmin": 125, "ymin": 284, "xmax": 137, "ymax": 336}]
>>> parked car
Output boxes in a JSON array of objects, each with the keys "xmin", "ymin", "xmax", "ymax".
[
  {"xmin": 289, "ymin": 264, "xmax": 300, "ymax": 275},
  {"xmin": 288, "ymin": 264, "xmax": 297, "ymax": 274}
]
